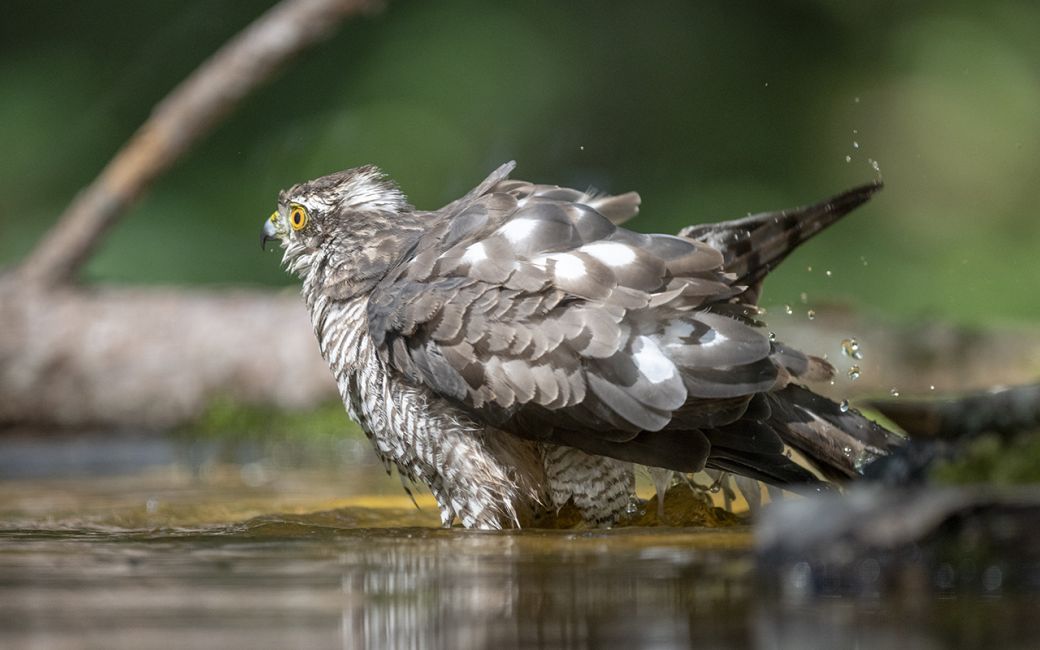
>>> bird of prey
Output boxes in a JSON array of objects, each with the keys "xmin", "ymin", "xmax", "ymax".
[{"xmin": 261, "ymin": 162, "xmax": 900, "ymax": 529}]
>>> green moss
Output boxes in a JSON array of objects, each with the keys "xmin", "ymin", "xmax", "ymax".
[
  {"xmin": 178, "ymin": 397, "xmax": 364, "ymax": 443},
  {"xmin": 931, "ymin": 432, "xmax": 1040, "ymax": 485}
]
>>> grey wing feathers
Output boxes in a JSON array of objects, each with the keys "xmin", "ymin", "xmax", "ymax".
[{"xmin": 365, "ymin": 167, "xmax": 835, "ymax": 481}]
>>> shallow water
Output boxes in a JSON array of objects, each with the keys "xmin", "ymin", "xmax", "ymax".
[{"xmin": 1, "ymin": 432, "xmax": 1038, "ymax": 649}]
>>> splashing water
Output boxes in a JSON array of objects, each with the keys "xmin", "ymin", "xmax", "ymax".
[{"xmin": 841, "ymin": 338, "xmax": 863, "ymax": 360}]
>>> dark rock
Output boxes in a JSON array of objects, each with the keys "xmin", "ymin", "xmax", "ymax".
[{"xmin": 756, "ymin": 486, "xmax": 1040, "ymax": 597}]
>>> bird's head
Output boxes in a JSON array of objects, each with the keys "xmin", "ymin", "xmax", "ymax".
[{"xmin": 261, "ymin": 165, "xmax": 420, "ymax": 298}]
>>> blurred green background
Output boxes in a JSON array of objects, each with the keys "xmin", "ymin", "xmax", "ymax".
[{"xmin": 2, "ymin": 0, "xmax": 1038, "ymax": 325}]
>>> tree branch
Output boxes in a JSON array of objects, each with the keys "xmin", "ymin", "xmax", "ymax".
[{"xmin": 15, "ymin": 0, "xmax": 380, "ymax": 288}]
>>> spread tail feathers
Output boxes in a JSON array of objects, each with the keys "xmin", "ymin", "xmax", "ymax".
[
  {"xmin": 621, "ymin": 386, "xmax": 904, "ymax": 489},
  {"xmin": 680, "ymin": 181, "xmax": 883, "ymax": 292}
]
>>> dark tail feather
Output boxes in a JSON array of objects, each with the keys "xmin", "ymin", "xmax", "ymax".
[
  {"xmin": 697, "ymin": 387, "xmax": 902, "ymax": 489},
  {"xmin": 705, "ymin": 417, "xmax": 822, "ymax": 486},
  {"xmin": 680, "ymin": 181, "xmax": 883, "ymax": 289},
  {"xmin": 765, "ymin": 384, "xmax": 903, "ymax": 480}
]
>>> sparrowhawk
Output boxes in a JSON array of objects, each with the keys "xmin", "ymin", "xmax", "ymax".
[{"xmin": 261, "ymin": 162, "xmax": 899, "ymax": 528}]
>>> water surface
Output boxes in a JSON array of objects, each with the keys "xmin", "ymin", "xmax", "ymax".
[{"xmin": 1, "ymin": 431, "xmax": 1036, "ymax": 649}]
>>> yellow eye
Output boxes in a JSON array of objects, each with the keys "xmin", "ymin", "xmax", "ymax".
[{"xmin": 290, "ymin": 204, "xmax": 308, "ymax": 231}]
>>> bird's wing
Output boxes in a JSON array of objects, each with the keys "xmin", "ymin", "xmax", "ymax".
[{"xmin": 367, "ymin": 176, "xmax": 825, "ymax": 477}]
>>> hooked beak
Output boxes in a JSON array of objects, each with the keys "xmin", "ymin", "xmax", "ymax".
[{"xmin": 261, "ymin": 218, "xmax": 279, "ymax": 250}]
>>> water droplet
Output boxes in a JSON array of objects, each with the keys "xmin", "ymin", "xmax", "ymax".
[
  {"xmin": 825, "ymin": 270, "xmax": 833, "ymax": 277},
  {"xmin": 786, "ymin": 561, "xmax": 813, "ymax": 597},
  {"xmin": 807, "ymin": 309, "xmax": 816, "ymax": 320},
  {"xmin": 853, "ymin": 129, "xmax": 859, "ymax": 135},
  {"xmin": 853, "ymin": 96, "xmax": 861, "ymax": 104},
  {"xmin": 930, "ymin": 385, "xmax": 936, "ymax": 391},
  {"xmin": 807, "ymin": 265, "xmax": 813, "ymax": 272},
  {"xmin": 800, "ymin": 292, "xmax": 808, "ymax": 304},
  {"xmin": 844, "ymin": 155, "xmax": 852, "ymax": 163},
  {"xmin": 784, "ymin": 304, "xmax": 793, "ymax": 315},
  {"xmin": 579, "ymin": 145, "xmax": 585, "ymax": 151},
  {"xmin": 868, "ymin": 158, "xmax": 881, "ymax": 173},
  {"xmin": 145, "ymin": 498, "xmax": 159, "ymax": 514},
  {"xmin": 842, "ymin": 446, "xmax": 853, "ymax": 457},
  {"xmin": 841, "ymin": 338, "xmax": 862, "ymax": 360},
  {"xmin": 769, "ymin": 331, "xmax": 776, "ymax": 341},
  {"xmin": 839, "ymin": 399, "xmax": 850, "ymax": 413},
  {"xmin": 853, "ymin": 141, "xmax": 860, "ymax": 149},
  {"xmin": 982, "ymin": 565, "xmax": 1003, "ymax": 592},
  {"xmin": 625, "ymin": 497, "xmax": 643, "ymax": 515},
  {"xmin": 890, "ymin": 387, "xmax": 900, "ymax": 397},
  {"xmin": 860, "ymin": 256, "xmax": 868, "ymax": 266},
  {"xmin": 848, "ymin": 365, "xmax": 861, "ymax": 380},
  {"xmin": 853, "ymin": 447, "xmax": 883, "ymax": 473},
  {"xmin": 784, "ymin": 449, "xmax": 793, "ymax": 458},
  {"xmin": 708, "ymin": 483, "xmax": 722, "ymax": 494}
]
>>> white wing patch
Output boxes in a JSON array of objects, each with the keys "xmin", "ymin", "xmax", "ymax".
[
  {"xmin": 496, "ymin": 218, "xmax": 540, "ymax": 244},
  {"xmin": 632, "ymin": 336, "xmax": 677, "ymax": 384},
  {"xmin": 580, "ymin": 242, "xmax": 637, "ymax": 267},
  {"xmin": 662, "ymin": 320, "xmax": 696, "ymax": 339},
  {"xmin": 699, "ymin": 331, "xmax": 728, "ymax": 348},
  {"xmin": 461, "ymin": 242, "xmax": 488, "ymax": 264},
  {"xmin": 533, "ymin": 253, "xmax": 588, "ymax": 281},
  {"xmin": 549, "ymin": 254, "xmax": 586, "ymax": 280}
]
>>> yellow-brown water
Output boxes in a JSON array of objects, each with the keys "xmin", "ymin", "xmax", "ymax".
[{"xmin": 1, "ymin": 432, "xmax": 1037, "ymax": 649}]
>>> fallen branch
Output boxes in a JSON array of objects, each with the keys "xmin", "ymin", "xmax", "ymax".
[
  {"xmin": 0, "ymin": 294, "xmax": 1035, "ymax": 429},
  {"xmin": 0, "ymin": 284, "xmax": 336, "ymax": 428}
]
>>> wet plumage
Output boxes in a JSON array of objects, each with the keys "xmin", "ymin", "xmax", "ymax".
[{"xmin": 262, "ymin": 162, "xmax": 900, "ymax": 528}]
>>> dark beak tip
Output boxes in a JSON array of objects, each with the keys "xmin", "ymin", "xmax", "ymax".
[{"xmin": 261, "ymin": 219, "xmax": 280, "ymax": 251}]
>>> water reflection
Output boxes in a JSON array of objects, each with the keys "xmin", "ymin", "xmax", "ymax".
[
  {"xmin": 3, "ymin": 433, "xmax": 1040, "ymax": 649},
  {"xmin": 332, "ymin": 529, "xmax": 751, "ymax": 648},
  {"xmin": 4, "ymin": 523, "xmax": 1040, "ymax": 649},
  {"xmin": 0, "ymin": 526, "xmax": 752, "ymax": 649}
]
